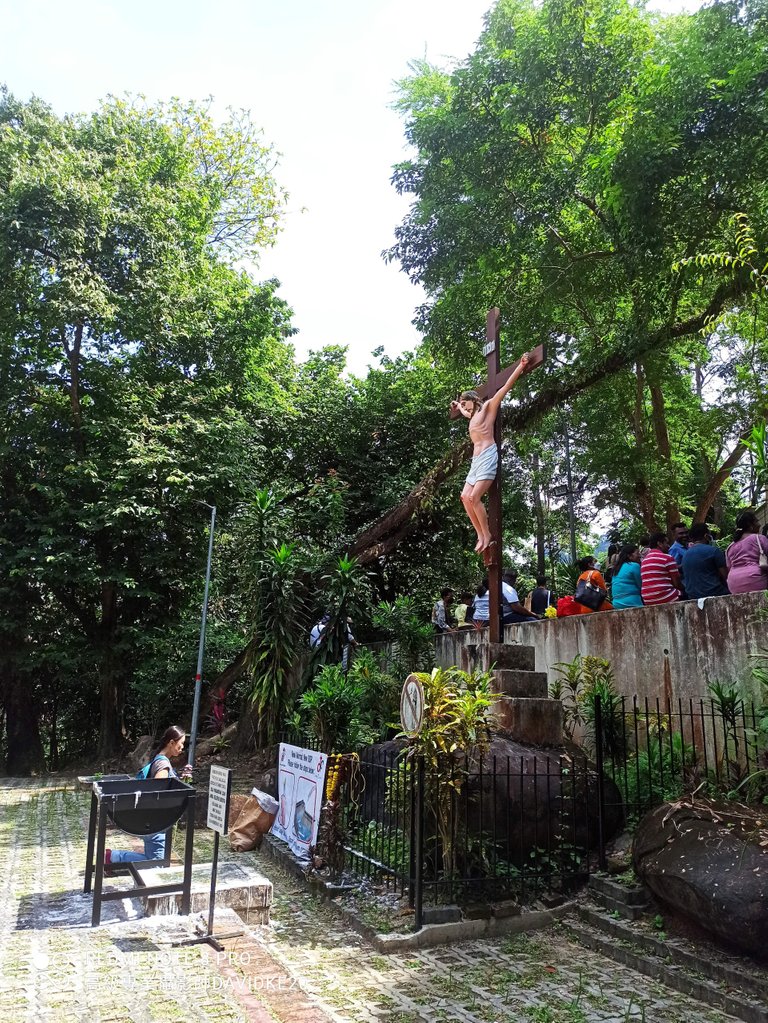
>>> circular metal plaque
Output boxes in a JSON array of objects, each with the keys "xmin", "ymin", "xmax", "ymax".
[{"xmin": 400, "ymin": 674, "xmax": 425, "ymax": 736}]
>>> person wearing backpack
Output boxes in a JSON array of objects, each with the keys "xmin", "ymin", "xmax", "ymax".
[
  {"xmin": 105, "ymin": 725, "xmax": 190, "ymax": 871},
  {"xmin": 529, "ymin": 577, "xmax": 556, "ymax": 616}
]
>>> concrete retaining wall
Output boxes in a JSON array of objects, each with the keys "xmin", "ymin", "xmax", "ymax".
[{"xmin": 435, "ymin": 591, "xmax": 768, "ymax": 703}]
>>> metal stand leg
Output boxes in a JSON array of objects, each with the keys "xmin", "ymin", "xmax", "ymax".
[
  {"xmin": 163, "ymin": 826, "xmax": 173, "ymax": 867},
  {"xmin": 180, "ymin": 792, "xmax": 195, "ymax": 915},
  {"xmin": 84, "ymin": 791, "xmax": 98, "ymax": 893},
  {"xmin": 91, "ymin": 807, "xmax": 108, "ymax": 927}
]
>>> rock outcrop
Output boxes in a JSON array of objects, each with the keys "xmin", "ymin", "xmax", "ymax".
[
  {"xmin": 464, "ymin": 735, "xmax": 624, "ymax": 864},
  {"xmin": 633, "ymin": 796, "xmax": 768, "ymax": 956}
]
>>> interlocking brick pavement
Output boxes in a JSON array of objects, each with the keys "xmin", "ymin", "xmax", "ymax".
[
  {"xmin": 0, "ymin": 779, "xmax": 745, "ymax": 1023},
  {"xmin": 256, "ymin": 859, "xmax": 745, "ymax": 1023}
]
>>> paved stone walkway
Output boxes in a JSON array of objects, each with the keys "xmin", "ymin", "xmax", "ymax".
[
  {"xmin": 262, "ymin": 878, "xmax": 743, "ymax": 1023},
  {"xmin": 0, "ymin": 778, "xmax": 744, "ymax": 1023}
]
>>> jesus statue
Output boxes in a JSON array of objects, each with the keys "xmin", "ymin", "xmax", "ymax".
[{"xmin": 450, "ymin": 352, "xmax": 530, "ymax": 553}]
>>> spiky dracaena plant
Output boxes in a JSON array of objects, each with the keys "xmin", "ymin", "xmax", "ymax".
[
  {"xmin": 310, "ymin": 555, "xmax": 371, "ymax": 671},
  {"xmin": 245, "ymin": 541, "xmax": 309, "ymax": 746}
]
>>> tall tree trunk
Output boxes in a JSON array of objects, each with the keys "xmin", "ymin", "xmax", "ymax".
[
  {"xmin": 693, "ymin": 439, "xmax": 749, "ymax": 523},
  {"xmin": 49, "ymin": 694, "xmax": 59, "ymax": 770},
  {"xmin": 96, "ymin": 581, "xmax": 125, "ymax": 761},
  {"xmin": 233, "ymin": 700, "xmax": 261, "ymax": 755},
  {"xmin": 531, "ymin": 452, "xmax": 547, "ymax": 578},
  {"xmin": 630, "ymin": 364, "xmax": 658, "ymax": 531},
  {"xmin": 2, "ymin": 661, "xmax": 47, "ymax": 775},
  {"xmin": 646, "ymin": 371, "xmax": 679, "ymax": 527},
  {"xmin": 97, "ymin": 649, "xmax": 125, "ymax": 761}
]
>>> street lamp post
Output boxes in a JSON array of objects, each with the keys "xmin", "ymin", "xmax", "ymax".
[{"xmin": 187, "ymin": 502, "xmax": 216, "ymax": 770}]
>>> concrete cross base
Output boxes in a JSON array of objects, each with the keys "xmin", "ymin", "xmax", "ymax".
[
  {"xmin": 489, "ymin": 696, "xmax": 563, "ymax": 746},
  {"xmin": 485, "ymin": 642, "xmax": 536, "ymax": 672},
  {"xmin": 492, "ymin": 669, "xmax": 548, "ymax": 698},
  {"xmin": 141, "ymin": 860, "xmax": 272, "ymax": 923}
]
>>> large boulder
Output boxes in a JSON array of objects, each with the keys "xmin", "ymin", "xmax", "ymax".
[
  {"xmin": 633, "ymin": 797, "xmax": 768, "ymax": 957},
  {"xmin": 356, "ymin": 736, "xmax": 623, "ymax": 865},
  {"xmin": 464, "ymin": 736, "xmax": 624, "ymax": 864}
]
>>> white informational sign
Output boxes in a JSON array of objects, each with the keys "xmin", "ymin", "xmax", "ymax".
[
  {"xmin": 207, "ymin": 765, "xmax": 232, "ymax": 835},
  {"xmin": 272, "ymin": 743, "xmax": 328, "ymax": 860}
]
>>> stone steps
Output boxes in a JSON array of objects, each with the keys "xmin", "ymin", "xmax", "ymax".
[
  {"xmin": 560, "ymin": 905, "xmax": 768, "ymax": 1023},
  {"xmin": 493, "ymin": 668, "xmax": 548, "ymax": 698},
  {"xmin": 481, "ymin": 641, "xmax": 563, "ymax": 746},
  {"xmin": 487, "ymin": 642, "xmax": 537, "ymax": 672},
  {"xmin": 587, "ymin": 874, "xmax": 650, "ymax": 919},
  {"xmin": 490, "ymin": 697, "xmax": 563, "ymax": 746},
  {"xmin": 588, "ymin": 873, "xmax": 649, "ymax": 906}
]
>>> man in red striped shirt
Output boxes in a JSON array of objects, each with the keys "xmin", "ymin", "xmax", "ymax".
[{"xmin": 641, "ymin": 532, "xmax": 683, "ymax": 605}]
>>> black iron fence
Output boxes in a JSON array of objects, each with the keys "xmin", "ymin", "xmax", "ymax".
[
  {"xmin": 336, "ymin": 744, "xmax": 605, "ymax": 926},
  {"xmin": 595, "ymin": 694, "xmax": 766, "ymax": 839},
  {"xmin": 325, "ymin": 694, "xmax": 765, "ymax": 928}
]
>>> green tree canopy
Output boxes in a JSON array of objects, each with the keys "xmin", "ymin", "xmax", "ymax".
[{"xmin": 0, "ymin": 89, "xmax": 292, "ymax": 766}]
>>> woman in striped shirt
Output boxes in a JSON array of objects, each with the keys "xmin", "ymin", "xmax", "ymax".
[{"xmin": 640, "ymin": 532, "xmax": 683, "ymax": 605}]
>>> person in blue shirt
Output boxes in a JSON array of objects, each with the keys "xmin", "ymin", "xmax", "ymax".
[
  {"xmin": 611, "ymin": 544, "xmax": 644, "ymax": 609},
  {"xmin": 681, "ymin": 523, "xmax": 729, "ymax": 599},
  {"xmin": 105, "ymin": 725, "xmax": 191, "ymax": 872},
  {"xmin": 473, "ymin": 580, "xmax": 490, "ymax": 625},
  {"xmin": 668, "ymin": 522, "xmax": 689, "ymax": 568}
]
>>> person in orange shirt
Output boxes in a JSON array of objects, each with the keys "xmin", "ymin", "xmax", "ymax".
[{"xmin": 572, "ymin": 556, "xmax": 613, "ymax": 614}]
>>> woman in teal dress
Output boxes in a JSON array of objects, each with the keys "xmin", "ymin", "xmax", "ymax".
[{"xmin": 611, "ymin": 544, "xmax": 644, "ymax": 609}]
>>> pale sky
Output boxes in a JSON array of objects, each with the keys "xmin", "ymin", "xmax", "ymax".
[{"xmin": 2, "ymin": 0, "xmax": 696, "ymax": 375}]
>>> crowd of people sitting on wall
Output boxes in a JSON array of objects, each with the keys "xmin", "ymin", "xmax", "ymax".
[
  {"xmin": 431, "ymin": 570, "xmax": 544, "ymax": 633},
  {"xmin": 432, "ymin": 509, "xmax": 768, "ymax": 631}
]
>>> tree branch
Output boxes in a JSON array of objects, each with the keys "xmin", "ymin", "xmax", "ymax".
[
  {"xmin": 692, "ymin": 436, "xmax": 750, "ymax": 523},
  {"xmin": 348, "ymin": 275, "xmax": 753, "ymax": 561},
  {"xmin": 574, "ymin": 191, "xmax": 609, "ymax": 228}
]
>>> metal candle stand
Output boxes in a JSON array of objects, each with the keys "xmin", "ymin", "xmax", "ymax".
[{"xmin": 84, "ymin": 777, "xmax": 196, "ymax": 927}]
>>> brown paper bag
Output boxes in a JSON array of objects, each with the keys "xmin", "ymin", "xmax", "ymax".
[{"xmin": 228, "ymin": 789, "xmax": 278, "ymax": 852}]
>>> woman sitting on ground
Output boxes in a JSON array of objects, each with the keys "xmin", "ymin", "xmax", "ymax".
[
  {"xmin": 610, "ymin": 544, "xmax": 644, "ymax": 609},
  {"xmin": 572, "ymin": 556, "xmax": 613, "ymax": 614},
  {"xmin": 106, "ymin": 725, "xmax": 190, "ymax": 870},
  {"xmin": 726, "ymin": 511, "xmax": 768, "ymax": 594}
]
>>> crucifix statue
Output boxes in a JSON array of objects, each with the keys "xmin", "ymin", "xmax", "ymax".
[{"xmin": 449, "ymin": 308, "xmax": 545, "ymax": 643}]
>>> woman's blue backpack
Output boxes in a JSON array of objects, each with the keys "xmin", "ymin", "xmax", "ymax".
[{"xmin": 136, "ymin": 755, "xmax": 162, "ymax": 780}]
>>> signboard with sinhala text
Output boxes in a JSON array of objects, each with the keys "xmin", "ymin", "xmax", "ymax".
[
  {"xmin": 207, "ymin": 765, "xmax": 232, "ymax": 835},
  {"xmin": 273, "ymin": 744, "xmax": 327, "ymax": 861}
]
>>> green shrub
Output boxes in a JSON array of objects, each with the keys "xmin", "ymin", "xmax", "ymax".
[{"xmin": 299, "ymin": 665, "xmax": 378, "ymax": 753}]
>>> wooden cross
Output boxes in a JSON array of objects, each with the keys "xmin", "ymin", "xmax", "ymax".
[{"xmin": 450, "ymin": 308, "xmax": 545, "ymax": 643}]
